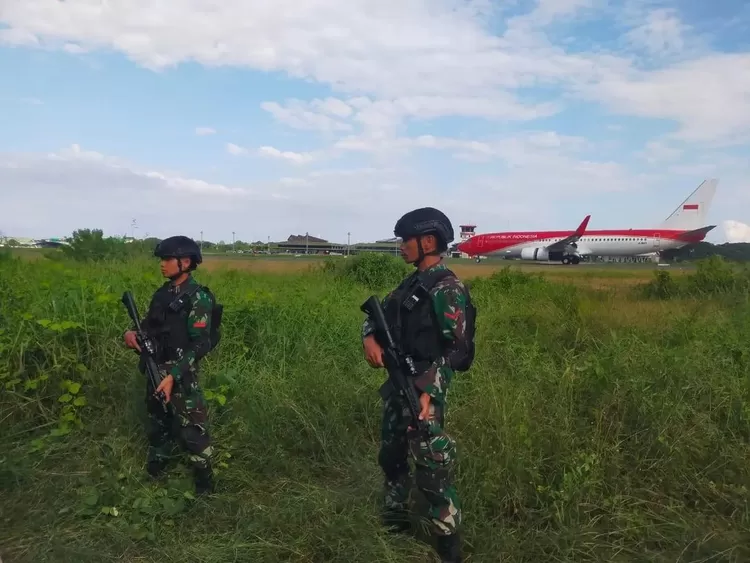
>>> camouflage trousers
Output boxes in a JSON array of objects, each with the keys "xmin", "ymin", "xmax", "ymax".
[
  {"xmin": 145, "ymin": 369, "xmax": 213, "ymax": 475},
  {"xmin": 378, "ymin": 391, "xmax": 462, "ymax": 537}
]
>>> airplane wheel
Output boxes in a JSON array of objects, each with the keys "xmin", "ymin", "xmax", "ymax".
[
  {"xmin": 476, "ymin": 257, "xmax": 481, "ymax": 263},
  {"xmin": 562, "ymin": 256, "xmax": 571, "ymax": 265},
  {"xmin": 572, "ymin": 256, "xmax": 580, "ymax": 265}
]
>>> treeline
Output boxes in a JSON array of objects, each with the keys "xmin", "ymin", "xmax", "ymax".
[
  {"xmin": 661, "ymin": 241, "xmax": 750, "ymax": 262},
  {"xmin": 40, "ymin": 230, "xmax": 271, "ymax": 262}
]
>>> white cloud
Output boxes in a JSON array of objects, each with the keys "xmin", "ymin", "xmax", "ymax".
[
  {"xmin": 257, "ymin": 146, "xmax": 315, "ymax": 165},
  {"xmin": 2, "ymin": 0, "xmax": 749, "ymax": 144},
  {"xmin": 0, "ymin": 140, "xmax": 655, "ymax": 242},
  {"xmin": 226, "ymin": 142, "xmax": 247, "ymax": 156},
  {"xmin": 723, "ymin": 220, "xmax": 750, "ymax": 243},
  {"xmin": 264, "ymin": 95, "xmax": 559, "ymax": 136},
  {"xmin": 625, "ymin": 8, "xmax": 689, "ymax": 55},
  {"xmin": 334, "ymin": 131, "xmax": 588, "ymax": 166},
  {"xmin": 3, "ymin": 139, "xmax": 748, "ymax": 244},
  {"xmin": 195, "ymin": 127, "xmax": 216, "ymax": 136},
  {"xmin": 227, "ymin": 142, "xmax": 317, "ymax": 164},
  {"xmin": 20, "ymin": 97, "xmax": 43, "ymax": 105},
  {"xmin": 51, "ymin": 143, "xmax": 115, "ymax": 164},
  {"xmin": 510, "ymin": 0, "xmax": 595, "ymax": 29},
  {"xmin": 0, "ymin": 26, "xmax": 38, "ymax": 46},
  {"xmin": 0, "ymin": 145, "xmax": 437, "ymax": 241},
  {"xmin": 640, "ymin": 140, "xmax": 683, "ymax": 164},
  {"xmin": 261, "ymin": 100, "xmax": 353, "ymax": 132},
  {"xmin": 578, "ymin": 53, "xmax": 750, "ymax": 144}
]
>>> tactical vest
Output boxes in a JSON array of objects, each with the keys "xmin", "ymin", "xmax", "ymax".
[
  {"xmin": 142, "ymin": 281, "xmax": 200, "ymax": 365},
  {"xmin": 384, "ymin": 270, "xmax": 445, "ymax": 375},
  {"xmin": 383, "ymin": 266, "xmax": 476, "ymax": 375}
]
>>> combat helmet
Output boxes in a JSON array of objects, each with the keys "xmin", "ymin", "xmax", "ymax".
[
  {"xmin": 153, "ymin": 235, "xmax": 202, "ymax": 271},
  {"xmin": 394, "ymin": 207, "xmax": 454, "ymax": 251}
]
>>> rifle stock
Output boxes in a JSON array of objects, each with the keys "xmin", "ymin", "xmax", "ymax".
[
  {"xmin": 361, "ymin": 295, "xmax": 431, "ymax": 438},
  {"xmin": 121, "ymin": 291, "xmax": 168, "ymax": 411}
]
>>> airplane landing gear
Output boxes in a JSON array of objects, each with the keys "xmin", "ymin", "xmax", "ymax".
[{"xmin": 561, "ymin": 255, "xmax": 581, "ymax": 265}]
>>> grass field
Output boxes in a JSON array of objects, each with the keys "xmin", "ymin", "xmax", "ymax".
[
  {"xmin": 199, "ymin": 253, "xmax": 697, "ymax": 287},
  {"xmin": 1, "ymin": 251, "xmax": 750, "ymax": 562}
]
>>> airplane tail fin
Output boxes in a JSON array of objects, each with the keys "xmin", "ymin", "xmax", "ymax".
[{"xmin": 661, "ymin": 179, "xmax": 718, "ymax": 231}]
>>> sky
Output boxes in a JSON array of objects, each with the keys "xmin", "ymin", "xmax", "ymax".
[{"xmin": 1, "ymin": 0, "xmax": 749, "ymax": 245}]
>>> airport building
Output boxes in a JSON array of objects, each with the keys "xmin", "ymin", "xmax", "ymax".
[
  {"xmin": 273, "ymin": 234, "xmax": 400, "ymax": 255},
  {"xmin": 457, "ymin": 224, "xmax": 476, "ymax": 258},
  {"xmin": 0, "ymin": 236, "xmax": 69, "ymax": 248}
]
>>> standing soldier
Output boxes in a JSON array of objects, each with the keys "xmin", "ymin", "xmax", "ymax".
[
  {"xmin": 362, "ymin": 208, "xmax": 475, "ymax": 563},
  {"xmin": 124, "ymin": 235, "xmax": 220, "ymax": 495}
]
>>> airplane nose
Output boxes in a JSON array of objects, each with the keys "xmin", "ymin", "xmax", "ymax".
[{"xmin": 457, "ymin": 239, "xmax": 472, "ymax": 253}]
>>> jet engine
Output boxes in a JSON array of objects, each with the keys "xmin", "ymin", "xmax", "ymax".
[{"xmin": 520, "ymin": 247, "xmax": 550, "ymax": 261}]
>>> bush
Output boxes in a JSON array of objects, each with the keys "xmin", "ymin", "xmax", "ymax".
[
  {"xmin": 60, "ymin": 229, "xmax": 156, "ymax": 262},
  {"xmin": 331, "ymin": 252, "xmax": 412, "ymax": 290},
  {"xmin": 640, "ymin": 269, "xmax": 680, "ymax": 299},
  {"xmin": 0, "ymin": 246, "xmax": 13, "ymax": 263},
  {"xmin": 638, "ymin": 256, "xmax": 750, "ymax": 299}
]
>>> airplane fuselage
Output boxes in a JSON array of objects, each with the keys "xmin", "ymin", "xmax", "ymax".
[
  {"xmin": 456, "ymin": 179, "xmax": 718, "ymax": 264},
  {"xmin": 457, "ymin": 228, "xmax": 710, "ymax": 261}
]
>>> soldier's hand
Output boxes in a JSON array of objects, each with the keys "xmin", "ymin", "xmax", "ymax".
[
  {"xmin": 363, "ymin": 335, "xmax": 384, "ymax": 368},
  {"xmin": 124, "ymin": 330, "xmax": 141, "ymax": 352},
  {"xmin": 418, "ymin": 393, "xmax": 431, "ymax": 421},
  {"xmin": 155, "ymin": 374, "xmax": 174, "ymax": 403}
]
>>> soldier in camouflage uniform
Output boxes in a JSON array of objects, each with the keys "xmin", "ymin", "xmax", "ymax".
[
  {"xmin": 124, "ymin": 235, "xmax": 217, "ymax": 494},
  {"xmin": 362, "ymin": 208, "xmax": 471, "ymax": 563}
]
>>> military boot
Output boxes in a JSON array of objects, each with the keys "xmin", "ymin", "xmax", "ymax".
[
  {"xmin": 194, "ymin": 466, "xmax": 215, "ymax": 495},
  {"xmin": 146, "ymin": 458, "xmax": 168, "ymax": 478},
  {"xmin": 381, "ymin": 508, "xmax": 411, "ymax": 534},
  {"xmin": 435, "ymin": 533, "xmax": 462, "ymax": 563}
]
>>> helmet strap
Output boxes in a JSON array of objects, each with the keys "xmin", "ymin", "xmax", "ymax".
[
  {"xmin": 168, "ymin": 258, "xmax": 189, "ymax": 283},
  {"xmin": 414, "ymin": 236, "xmax": 442, "ymax": 268},
  {"xmin": 413, "ymin": 236, "xmax": 425, "ymax": 267}
]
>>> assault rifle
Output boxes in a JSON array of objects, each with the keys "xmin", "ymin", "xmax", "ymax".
[
  {"xmin": 360, "ymin": 295, "xmax": 432, "ymax": 441},
  {"xmin": 121, "ymin": 291, "xmax": 168, "ymax": 412}
]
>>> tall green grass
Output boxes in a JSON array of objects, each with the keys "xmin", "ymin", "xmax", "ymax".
[{"xmin": 1, "ymin": 254, "xmax": 750, "ymax": 562}]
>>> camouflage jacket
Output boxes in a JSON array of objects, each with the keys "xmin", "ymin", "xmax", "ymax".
[
  {"xmin": 142, "ymin": 275, "xmax": 214, "ymax": 384},
  {"xmin": 362, "ymin": 261, "xmax": 469, "ymax": 404}
]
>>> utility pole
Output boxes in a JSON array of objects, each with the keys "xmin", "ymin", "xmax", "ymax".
[
  {"xmin": 232, "ymin": 231, "xmax": 236, "ymax": 253},
  {"xmin": 200, "ymin": 230, "xmax": 203, "ymax": 251},
  {"xmin": 267, "ymin": 235, "xmax": 270, "ymax": 255},
  {"xmin": 347, "ymin": 232, "xmax": 350, "ymax": 256},
  {"xmin": 305, "ymin": 231, "xmax": 309, "ymax": 255}
]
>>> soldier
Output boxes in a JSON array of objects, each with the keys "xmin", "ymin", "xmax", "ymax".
[
  {"xmin": 362, "ymin": 208, "xmax": 474, "ymax": 563},
  {"xmin": 124, "ymin": 235, "xmax": 219, "ymax": 495}
]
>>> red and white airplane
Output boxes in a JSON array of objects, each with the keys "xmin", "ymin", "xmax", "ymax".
[{"xmin": 456, "ymin": 179, "xmax": 718, "ymax": 265}]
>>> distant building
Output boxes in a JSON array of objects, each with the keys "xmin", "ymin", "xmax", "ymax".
[
  {"xmin": 286, "ymin": 234, "xmax": 328, "ymax": 244},
  {"xmin": 276, "ymin": 234, "xmax": 340, "ymax": 254},
  {"xmin": 0, "ymin": 236, "xmax": 39, "ymax": 247}
]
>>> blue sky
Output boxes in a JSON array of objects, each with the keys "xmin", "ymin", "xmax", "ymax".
[{"xmin": 1, "ymin": 0, "xmax": 749, "ymax": 245}]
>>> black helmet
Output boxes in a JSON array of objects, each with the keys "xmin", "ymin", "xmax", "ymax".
[
  {"xmin": 154, "ymin": 235, "xmax": 202, "ymax": 269},
  {"xmin": 394, "ymin": 207, "xmax": 454, "ymax": 251}
]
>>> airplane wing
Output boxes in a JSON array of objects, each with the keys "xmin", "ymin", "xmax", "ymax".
[{"xmin": 546, "ymin": 215, "xmax": 590, "ymax": 251}]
